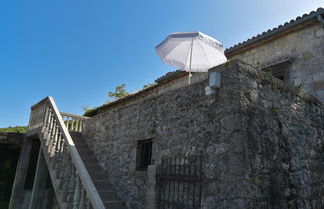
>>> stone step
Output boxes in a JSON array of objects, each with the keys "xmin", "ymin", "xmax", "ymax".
[
  {"xmin": 73, "ymin": 140, "xmax": 89, "ymax": 147},
  {"xmin": 89, "ymin": 170, "xmax": 108, "ymax": 180},
  {"xmin": 93, "ymin": 180, "xmax": 114, "ymax": 190},
  {"xmin": 80, "ymin": 156, "xmax": 98, "ymax": 164},
  {"xmin": 76, "ymin": 148, "xmax": 92, "ymax": 154},
  {"xmin": 98, "ymin": 190, "xmax": 119, "ymax": 201},
  {"xmin": 84, "ymin": 162, "xmax": 102, "ymax": 170},
  {"xmin": 103, "ymin": 200, "xmax": 126, "ymax": 209},
  {"xmin": 68, "ymin": 131, "xmax": 82, "ymax": 137},
  {"xmin": 71, "ymin": 137, "xmax": 87, "ymax": 144},
  {"xmin": 74, "ymin": 145, "xmax": 91, "ymax": 152},
  {"xmin": 67, "ymin": 134, "xmax": 125, "ymax": 208},
  {"xmin": 77, "ymin": 148, "xmax": 93, "ymax": 155},
  {"xmin": 62, "ymin": 203, "xmax": 73, "ymax": 209},
  {"xmin": 75, "ymin": 145, "xmax": 90, "ymax": 151},
  {"xmin": 64, "ymin": 201, "xmax": 125, "ymax": 209},
  {"xmin": 84, "ymin": 164, "xmax": 102, "ymax": 171}
]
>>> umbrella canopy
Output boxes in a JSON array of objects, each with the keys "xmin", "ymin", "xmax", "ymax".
[{"xmin": 155, "ymin": 31, "xmax": 227, "ymax": 73}]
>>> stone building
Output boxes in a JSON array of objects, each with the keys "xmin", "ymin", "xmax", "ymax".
[
  {"xmin": 226, "ymin": 8, "xmax": 324, "ymax": 102},
  {"xmin": 6, "ymin": 7, "xmax": 324, "ymax": 209}
]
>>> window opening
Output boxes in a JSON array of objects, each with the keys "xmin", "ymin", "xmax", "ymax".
[
  {"xmin": 262, "ymin": 57, "xmax": 291, "ymax": 81},
  {"xmin": 136, "ymin": 139, "xmax": 153, "ymax": 171}
]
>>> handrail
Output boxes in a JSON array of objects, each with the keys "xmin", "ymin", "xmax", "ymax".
[
  {"xmin": 28, "ymin": 96, "xmax": 105, "ymax": 209},
  {"xmin": 61, "ymin": 112, "xmax": 90, "ymax": 120},
  {"xmin": 60, "ymin": 112, "xmax": 89, "ymax": 132}
]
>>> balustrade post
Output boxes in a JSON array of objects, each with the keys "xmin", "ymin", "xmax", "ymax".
[
  {"xmin": 78, "ymin": 188, "xmax": 86, "ymax": 209},
  {"xmin": 42, "ymin": 107, "xmax": 51, "ymax": 139},
  {"xmin": 69, "ymin": 117, "xmax": 75, "ymax": 131},
  {"xmin": 66, "ymin": 117, "xmax": 70, "ymax": 131},
  {"xmin": 46, "ymin": 112, "xmax": 54, "ymax": 146},
  {"xmin": 41, "ymin": 104, "xmax": 50, "ymax": 133},
  {"xmin": 51, "ymin": 123, "xmax": 59, "ymax": 157},
  {"xmin": 86, "ymin": 199, "xmax": 91, "ymax": 209},
  {"xmin": 74, "ymin": 118, "xmax": 77, "ymax": 131},
  {"xmin": 54, "ymin": 131, "xmax": 64, "ymax": 170},
  {"xmin": 48, "ymin": 119, "xmax": 56, "ymax": 155},
  {"xmin": 67, "ymin": 166, "xmax": 77, "ymax": 203},
  {"xmin": 71, "ymin": 118, "xmax": 74, "ymax": 132},
  {"xmin": 40, "ymin": 104, "xmax": 46, "ymax": 127},
  {"xmin": 76, "ymin": 118, "xmax": 79, "ymax": 132},
  {"xmin": 73, "ymin": 175, "xmax": 82, "ymax": 209},
  {"xmin": 52, "ymin": 130, "xmax": 61, "ymax": 171},
  {"xmin": 57, "ymin": 143, "xmax": 68, "ymax": 180},
  {"xmin": 52, "ymin": 123, "xmax": 58, "ymax": 153},
  {"xmin": 61, "ymin": 155, "xmax": 73, "ymax": 194},
  {"xmin": 79, "ymin": 120, "xmax": 83, "ymax": 132}
]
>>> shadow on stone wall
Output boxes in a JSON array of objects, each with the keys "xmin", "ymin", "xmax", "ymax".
[{"xmin": 0, "ymin": 143, "xmax": 21, "ymax": 208}]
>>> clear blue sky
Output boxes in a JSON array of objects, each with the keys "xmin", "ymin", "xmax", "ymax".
[{"xmin": 0, "ymin": 0, "xmax": 323, "ymax": 127}]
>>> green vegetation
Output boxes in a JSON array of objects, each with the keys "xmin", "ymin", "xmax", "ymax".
[
  {"xmin": 271, "ymin": 106, "xmax": 280, "ymax": 115},
  {"xmin": 251, "ymin": 177, "xmax": 262, "ymax": 185},
  {"xmin": 287, "ymin": 82, "xmax": 304, "ymax": 93},
  {"xmin": 83, "ymin": 82, "xmax": 156, "ymax": 117},
  {"xmin": 83, "ymin": 107, "xmax": 98, "ymax": 117},
  {"xmin": 108, "ymin": 84, "xmax": 129, "ymax": 101},
  {"xmin": 0, "ymin": 126, "xmax": 27, "ymax": 133},
  {"xmin": 264, "ymin": 67, "xmax": 273, "ymax": 75},
  {"xmin": 294, "ymin": 83, "xmax": 304, "ymax": 91},
  {"xmin": 83, "ymin": 83, "xmax": 131, "ymax": 117},
  {"xmin": 251, "ymin": 61, "xmax": 263, "ymax": 70},
  {"xmin": 142, "ymin": 83, "xmax": 156, "ymax": 89}
]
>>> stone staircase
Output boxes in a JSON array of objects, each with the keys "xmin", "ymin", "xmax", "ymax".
[
  {"xmin": 25, "ymin": 97, "xmax": 125, "ymax": 209},
  {"xmin": 70, "ymin": 132, "xmax": 125, "ymax": 209}
]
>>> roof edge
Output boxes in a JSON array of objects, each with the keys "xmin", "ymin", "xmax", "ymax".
[{"xmin": 225, "ymin": 7, "xmax": 324, "ymax": 56}]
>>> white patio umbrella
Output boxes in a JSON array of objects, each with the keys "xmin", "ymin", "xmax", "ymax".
[{"xmin": 155, "ymin": 31, "xmax": 227, "ymax": 84}]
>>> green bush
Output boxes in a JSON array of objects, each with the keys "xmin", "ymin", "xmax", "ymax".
[
  {"xmin": 83, "ymin": 108, "xmax": 98, "ymax": 117},
  {"xmin": 0, "ymin": 126, "xmax": 27, "ymax": 133}
]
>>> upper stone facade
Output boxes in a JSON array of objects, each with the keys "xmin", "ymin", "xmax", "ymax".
[
  {"xmin": 154, "ymin": 8, "xmax": 324, "ymax": 103},
  {"xmin": 226, "ymin": 8, "xmax": 324, "ymax": 102}
]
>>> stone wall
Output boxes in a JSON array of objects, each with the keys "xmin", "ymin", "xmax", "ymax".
[
  {"xmin": 0, "ymin": 132, "xmax": 24, "ymax": 144},
  {"xmin": 82, "ymin": 60, "xmax": 324, "ymax": 209},
  {"xmin": 207, "ymin": 60, "xmax": 324, "ymax": 208},
  {"xmin": 228, "ymin": 23, "xmax": 324, "ymax": 102}
]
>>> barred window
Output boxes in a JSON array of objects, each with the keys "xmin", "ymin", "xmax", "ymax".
[{"xmin": 135, "ymin": 139, "xmax": 153, "ymax": 171}]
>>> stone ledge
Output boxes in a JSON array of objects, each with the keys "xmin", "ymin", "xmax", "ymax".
[
  {"xmin": 209, "ymin": 59, "xmax": 323, "ymax": 107},
  {"xmin": 0, "ymin": 132, "xmax": 24, "ymax": 144}
]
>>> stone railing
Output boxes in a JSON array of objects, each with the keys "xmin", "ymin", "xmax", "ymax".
[
  {"xmin": 28, "ymin": 98, "xmax": 48, "ymax": 131},
  {"xmin": 61, "ymin": 112, "xmax": 89, "ymax": 132},
  {"xmin": 28, "ymin": 96, "xmax": 105, "ymax": 209}
]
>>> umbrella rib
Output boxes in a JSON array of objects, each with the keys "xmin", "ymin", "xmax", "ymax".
[
  {"xmin": 196, "ymin": 40, "xmax": 211, "ymax": 67},
  {"xmin": 184, "ymin": 39, "xmax": 193, "ymax": 70}
]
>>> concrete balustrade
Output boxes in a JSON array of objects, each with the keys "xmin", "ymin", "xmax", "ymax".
[{"xmin": 12, "ymin": 97, "xmax": 105, "ymax": 209}]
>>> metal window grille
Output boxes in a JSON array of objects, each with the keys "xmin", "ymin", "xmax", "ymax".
[{"xmin": 136, "ymin": 139, "xmax": 153, "ymax": 171}]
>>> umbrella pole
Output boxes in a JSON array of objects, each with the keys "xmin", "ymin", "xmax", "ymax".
[{"xmin": 188, "ymin": 39, "xmax": 193, "ymax": 84}]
